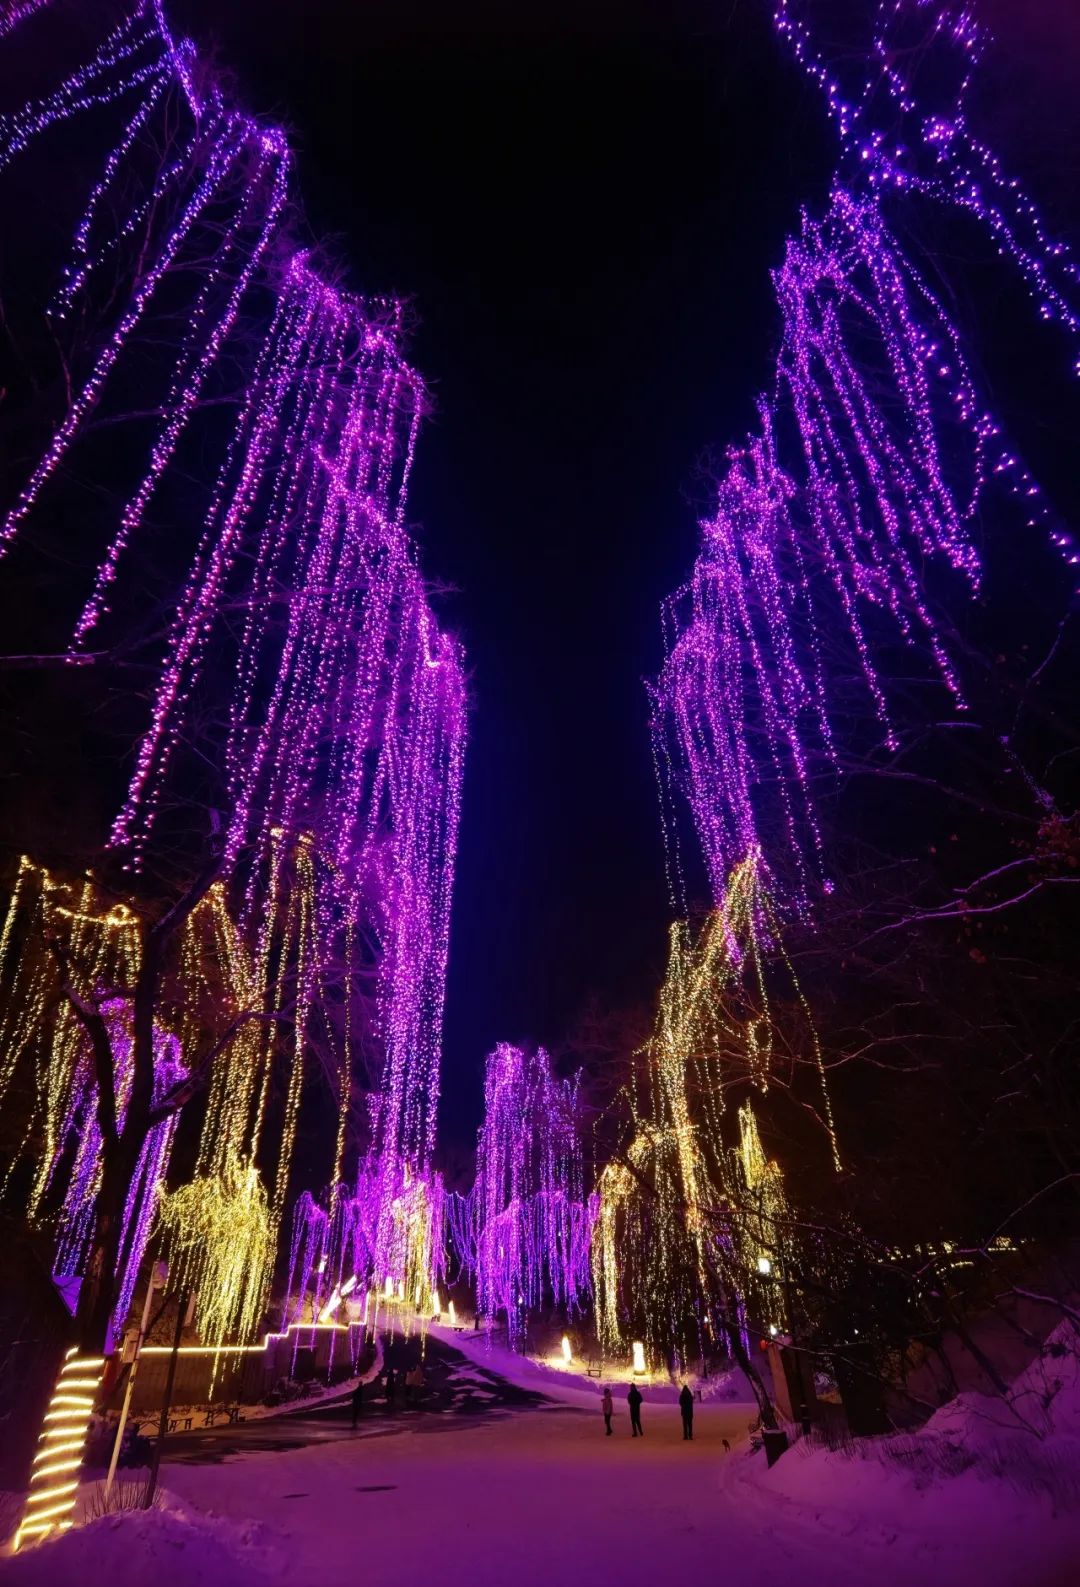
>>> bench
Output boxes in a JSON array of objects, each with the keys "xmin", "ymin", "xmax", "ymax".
[{"xmin": 203, "ymin": 1404, "xmax": 242, "ymax": 1427}]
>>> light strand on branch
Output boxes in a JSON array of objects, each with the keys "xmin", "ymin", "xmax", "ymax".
[{"xmin": 0, "ymin": 2, "xmax": 466, "ymax": 1342}]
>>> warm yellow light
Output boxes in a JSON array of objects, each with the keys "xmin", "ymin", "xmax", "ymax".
[
  {"xmin": 561, "ymin": 1335, "xmax": 572, "ymax": 1364},
  {"xmin": 384, "ymin": 1276, "xmax": 394, "ymax": 1298},
  {"xmin": 159, "ymin": 1148, "xmax": 275, "ymax": 1361},
  {"xmin": 33, "ymin": 1440, "xmax": 83, "ymax": 1463},
  {"xmin": 25, "ymin": 1480, "xmax": 79, "ymax": 1506},
  {"xmin": 31, "ymin": 1459, "xmax": 80, "ymax": 1483},
  {"xmin": 757, "ymin": 1255, "xmax": 772, "ymax": 1275},
  {"xmin": 20, "ymin": 1495, "xmax": 79, "ymax": 1526},
  {"xmin": 632, "ymin": 1341, "xmax": 646, "ymax": 1374},
  {"xmin": 447, "ymin": 1300, "xmax": 457, "ymax": 1326},
  {"xmin": 139, "ymin": 1317, "xmax": 366, "ymax": 1357},
  {"xmin": 15, "ymin": 1351, "xmax": 105, "ymax": 1552}
]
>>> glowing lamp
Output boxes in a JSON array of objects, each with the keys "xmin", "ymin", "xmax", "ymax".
[
  {"xmin": 447, "ymin": 1301, "xmax": 457, "ymax": 1326},
  {"xmin": 768, "ymin": 1325, "xmax": 779, "ymax": 1337},
  {"xmin": 757, "ymin": 1256, "xmax": 772, "ymax": 1275},
  {"xmin": 397, "ymin": 1280, "xmax": 405, "ymax": 1301},
  {"xmin": 632, "ymin": 1341, "xmax": 646, "ymax": 1375},
  {"xmin": 384, "ymin": 1276, "xmax": 394, "ymax": 1299},
  {"xmin": 561, "ymin": 1335, "xmax": 572, "ymax": 1364}
]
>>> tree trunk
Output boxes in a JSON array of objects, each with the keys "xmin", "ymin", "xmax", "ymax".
[
  {"xmin": 76, "ymin": 1131, "xmax": 140, "ymax": 1353},
  {"xmin": 719, "ymin": 1315, "xmax": 778, "ymax": 1429},
  {"xmin": 71, "ymin": 867, "xmax": 214, "ymax": 1355}
]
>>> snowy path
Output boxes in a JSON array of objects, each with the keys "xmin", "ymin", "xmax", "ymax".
[
  {"xmin": 163, "ymin": 1399, "xmax": 873, "ymax": 1587},
  {"xmin": 4, "ymin": 1335, "xmax": 1077, "ymax": 1585}
]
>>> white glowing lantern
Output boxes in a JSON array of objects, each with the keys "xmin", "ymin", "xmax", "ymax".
[
  {"xmin": 397, "ymin": 1280, "xmax": 405, "ymax": 1301},
  {"xmin": 561, "ymin": 1335, "xmax": 572, "ymax": 1365},
  {"xmin": 632, "ymin": 1341, "xmax": 646, "ymax": 1375},
  {"xmin": 768, "ymin": 1324, "xmax": 779, "ymax": 1337},
  {"xmin": 447, "ymin": 1300, "xmax": 457, "ymax": 1326},
  {"xmin": 432, "ymin": 1290, "xmax": 441, "ymax": 1316},
  {"xmin": 383, "ymin": 1275, "xmax": 394, "ymax": 1299},
  {"xmin": 757, "ymin": 1255, "xmax": 772, "ymax": 1275}
]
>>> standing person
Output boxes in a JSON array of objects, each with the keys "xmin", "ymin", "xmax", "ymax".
[
  {"xmin": 601, "ymin": 1386, "xmax": 614, "ymax": 1437},
  {"xmin": 351, "ymin": 1380, "xmax": 364, "ymax": 1429},
  {"xmin": 679, "ymin": 1382, "xmax": 694, "ymax": 1441},
  {"xmin": 627, "ymin": 1383, "xmax": 643, "ymax": 1437}
]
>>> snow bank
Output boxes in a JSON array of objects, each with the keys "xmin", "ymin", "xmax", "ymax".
[
  {"xmin": 724, "ymin": 1323, "xmax": 1080, "ymax": 1586},
  {"xmin": 0, "ymin": 1490, "xmax": 283, "ymax": 1585}
]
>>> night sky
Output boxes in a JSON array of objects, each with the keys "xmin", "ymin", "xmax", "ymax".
[{"xmin": 169, "ymin": 1, "xmax": 1078, "ymax": 1149}]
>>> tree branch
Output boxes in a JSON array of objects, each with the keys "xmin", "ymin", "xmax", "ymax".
[
  {"xmin": 147, "ymin": 1009, "xmax": 288, "ymax": 1125},
  {"xmin": 49, "ymin": 937, "xmax": 118, "ymax": 1145}
]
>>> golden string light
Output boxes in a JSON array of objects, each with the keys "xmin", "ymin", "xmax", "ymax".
[
  {"xmin": 0, "ymin": 861, "xmax": 140, "ymax": 1208},
  {"xmin": 372, "ymin": 1166, "xmax": 444, "ymax": 1334},
  {"xmin": 158, "ymin": 1147, "xmax": 275, "ymax": 1355},
  {"xmin": 733, "ymin": 1099, "xmax": 790, "ymax": 1333},
  {"xmin": 0, "ymin": 841, "xmax": 325, "ymax": 1357},
  {"xmin": 591, "ymin": 852, "xmax": 830, "ymax": 1366},
  {"xmin": 13, "ymin": 1350, "xmax": 105, "ymax": 1552}
]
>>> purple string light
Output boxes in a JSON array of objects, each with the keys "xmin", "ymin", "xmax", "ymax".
[
  {"xmin": 49, "ymin": 998, "xmax": 185, "ymax": 1349},
  {"xmin": 655, "ymin": 4, "xmax": 1078, "ymax": 911},
  {"xmin": 460, "ymin": 1045, "xmax": 594, "ymax": 1345},
  {"xmin": 0, "ymin": 1, "xmax": 466, "ymax": 1334},
  {"xmin": 775, "ymin": 1, "xmax": 1080, "ymax": 368}
]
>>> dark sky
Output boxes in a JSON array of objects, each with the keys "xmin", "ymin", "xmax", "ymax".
[{"xmin": 168, "ymin": 1, "xmax": 830, "ymax": 1145}]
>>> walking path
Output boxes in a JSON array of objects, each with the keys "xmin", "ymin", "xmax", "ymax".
[{"xmin": 4, "ymin": 1335, "xmax": 1075, "ymax": 1585}]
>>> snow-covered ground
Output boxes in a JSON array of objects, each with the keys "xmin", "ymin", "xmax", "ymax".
[{"xmin": 3, "ymin": 1324, "xmax": 1078, "ymax": 1587}]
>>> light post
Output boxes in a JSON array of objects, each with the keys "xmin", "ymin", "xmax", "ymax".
[
  {"xmin": 105, "ymin": 1259, "xmax": 168, "ymax": 1496},
  {"xmin": 143, "ymin": 1288, "xmax": 189, "ymax": 1509}
]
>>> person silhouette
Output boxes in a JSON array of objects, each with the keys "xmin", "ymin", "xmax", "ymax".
[{"xmin": 679, "ymin": 1382, "xmax": 694, "ymax": 1441}]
